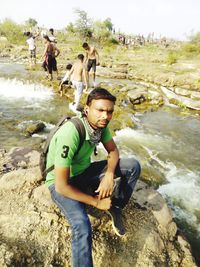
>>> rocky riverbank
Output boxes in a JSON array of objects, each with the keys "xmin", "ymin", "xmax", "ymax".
[
  {"xmin": 1, "ymin": 37, "xmax": 200, "ymax": 111},
  {"xmin": 0, "ymin": 147, "xmax": 197, "ymax": 267},
  {"xmin": 0, "ymin": 38, "xmax": 199, "ymax": 266}
]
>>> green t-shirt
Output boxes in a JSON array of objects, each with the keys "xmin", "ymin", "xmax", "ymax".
[{"xmin": 45, "ymin": 117, "xmax": 112, "ymax": 187}]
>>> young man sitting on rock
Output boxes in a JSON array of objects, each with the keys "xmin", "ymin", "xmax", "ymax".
[{"xmin": 45, "ymin": 88, "xmax": 141, "ymax": 267}]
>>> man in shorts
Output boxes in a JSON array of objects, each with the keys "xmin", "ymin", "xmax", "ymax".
[
  {"xmin": 42, "ymin": 35, "xmax": 60, "ymax": 80},
  {"xmin": 82, "ymin": 42, "xmax": 99, "ymax": 89}
]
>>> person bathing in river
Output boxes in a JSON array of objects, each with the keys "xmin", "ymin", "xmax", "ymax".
[
  {"xmin": 58, "ymin": 63, "xmax": 73, "ymax": 97},
  {"xmin": 42, "ymin": 35, "xmax": 60, "ymax": 81},
  {"xmin": 45, "ymin": 88, "xmax": 141, "ymax": 267},
  {"xmin": 82, "ymin": 42, "xmax": 100, "ymax": 90},
  {"xmin": 67, "ymin": 54, "xmax": 87, "ymax": 111}
]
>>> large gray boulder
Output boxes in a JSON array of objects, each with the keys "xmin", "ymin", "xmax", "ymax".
[{"xmin": 0, "ymin": 148, "xmax": 197, "ymax": 267}]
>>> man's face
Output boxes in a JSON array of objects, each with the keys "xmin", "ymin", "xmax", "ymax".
[
  {"xmin": 86, "ymin": 99, "xmax": 114, "ymax": 129},
  {"xmin": 84, "ymin": 46, "xmax": 89, "ymax": 51}
]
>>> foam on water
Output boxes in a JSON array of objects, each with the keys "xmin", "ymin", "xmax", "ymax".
[
  {"xmin": 0, "ymin": 77, "xmax": 54, "ymax": 101},
  {"xmin": 158, "ymin": 167, "xmax": 200, "ymax": 235},
  {"xmin": 114, "ymin": 127, "xmax": 200, "ymax": 236}
]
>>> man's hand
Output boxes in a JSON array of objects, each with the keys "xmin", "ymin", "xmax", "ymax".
[
  {"xmin": 95, "ymin": 196, "xmax": 111, "ymax": 210},
  {"xmin": 95, "ymin": 173, "xmax": 114, "ymax": 199}
]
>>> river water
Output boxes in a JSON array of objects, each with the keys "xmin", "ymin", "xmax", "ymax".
[{"xmin": 0, "ymin": 61, "xmax": 200, "ymax": 264}]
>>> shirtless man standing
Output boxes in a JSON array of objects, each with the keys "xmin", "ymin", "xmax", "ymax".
[
  {"xmin": 68, "ymin": 54, "xmax": 87, "ymax": 111},
  {"xmin": 82, "ymin": 42, "xmax": 99, "ymax": 89}
]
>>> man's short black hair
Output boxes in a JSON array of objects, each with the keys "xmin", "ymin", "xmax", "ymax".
[
  {"xmin": 43, "ymin": 35, "xmax": 51, "ymax": 42},
  {"xmin": 66, "ymin": 63, "xmax": 72, "ymax": 70},
  {"xmin": 82, "ymin": 42, "xmax": 89, "ymax": 49},
  {"xmin": 78, "ymin": 54, "xmax": 84, "ymax": 61},
  {"xmin": 86, "ymin": 88, "xmax": 116, "ymax": 106},
  {"xmin": 49, "ymin": 28, "xmax": 54, "ymax": 34},
  {"xmin": 24, "ymin": 31, "xmax": 31, "ymax": 37}
]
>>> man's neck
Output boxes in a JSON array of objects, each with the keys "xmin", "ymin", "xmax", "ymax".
[{"xmin": 85, "ymin": 117, "xmax": 97, "ymax": 130}]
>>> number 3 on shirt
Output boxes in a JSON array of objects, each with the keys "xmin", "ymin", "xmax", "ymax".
[{"xmin": 61, "ymin": 145, "xmax": 69, "ymax": 158}]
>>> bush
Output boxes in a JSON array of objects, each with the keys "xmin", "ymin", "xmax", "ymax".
[
  {"xmin": 0, "ymin": 19, "xmax": 25, "ymax": 44},
  {"xmin": 109, "ymin": 38, "xmax": 119, "ymax": 45},
  {"xmin": 182, "ymin": 43, "xmax": 200, "ymax": 54},
  {"xmin": 166, "ymin": 51, "xmax": 179, "ymax": 65},
  {"xmin": 189, "ymin": 32, "xmax": 200, "ymax": 45}
]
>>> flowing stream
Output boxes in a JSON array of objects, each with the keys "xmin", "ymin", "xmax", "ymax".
[{"xmin": 0, "ymin": 61, "xmax": 200, "ymax": 265}]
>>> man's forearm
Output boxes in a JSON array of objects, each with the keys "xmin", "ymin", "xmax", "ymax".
[
  {"xmin": 106, "ymin": 148, "xmax": 119, "ymax": 174},
  {"xmin": 56, "ymin": 182, "xmax": 98, "ymax": 207}
]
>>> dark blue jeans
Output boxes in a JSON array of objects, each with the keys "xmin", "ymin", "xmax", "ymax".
[{"xmin": 49, "ymin": 157, "xmax": 141, "ymax": 267}]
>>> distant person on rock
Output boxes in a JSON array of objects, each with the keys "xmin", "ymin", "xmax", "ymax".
[
  {"xmin": 24, "ymin": 31, "xmax": 39, "ymax": 65},
  {"xmin": 45, "ymin": 88, "xmax": 141, "ymax": 267},
  {"xmin": 58, "ymin": 63, "xmax": 73, "ymax": 97},
  {"xmin": 42, "ymin": 35, "xmax": 60, "ymax": 80},
  {"xmin": 82, "ymin": 42, "xmax": 99, "ymax": 89}
]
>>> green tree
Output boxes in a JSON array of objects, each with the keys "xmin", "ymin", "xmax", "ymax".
[
  {"xmin": 93, "ymin": 20, "xmax": 111, "ymax": 41},
  {"xmin": 25, "ymin": 18, "xmax": 38, "ymax": 28},
  {"xmin": 181, "ymin": 32, "xmax": 200, "ymax": 56},
  {"xmin": 74, "ymin": 9, "xmax": 93, "ymax": 37},
  {"xmin": 103, "ymin": 18, "xmax": 113, "ymax": 32},
  {"xmin": 66, "ymin": 22, "xmax": 76, "ymax": 34},
  {"xmin": 190, "ymin": 32, "xmax": 200, "ymax": 45}
]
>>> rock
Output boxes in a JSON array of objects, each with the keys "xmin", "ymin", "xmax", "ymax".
[
  {"xmin": 112, "ymin": 67, "xmax": 128, "ymax": 74},
  {"xmin": 112, "ymin": 63, "xmax": 129, "ymax": 68},
  {"xmin": 0, "ymin": 36, "xmax": 8, "ymax": 42},
  {"xmin": 178, "ymin": 235, "xmax": 197, "ymax": 267},
  {"xmin": 0, "ymin": 148, "xmax": 197, "ymax": 267},
  {"xmin": 97, "ymin": 66, "xmax": 127, "ymax": 79},
  {"xmin": 0, "ymin": 244, "xmax": 14, "ymax": 267},
  {"xmin": 126, "ymin": 86, "xmax": 164, "ymax": 107},
  {"xmin": 128, "ymin": 88, "xmax": 148, "ymax": 104},
  {"xmin": 141, "ymin": 162, "xmax": 166, "ymax": 185},
  {"xmin": 0, "ymin": 147, "xmax": 40, "ymax": 174},
  {"xmin": 25, "ymin": 122, "xmax": 46, "ymax": 136},
  {"xmin": 161, "ymin": 86, "xmax": 200, "ymax": 110},
  {"xmin": 191, "ymin": 91, "xmax": 200, "ymax": 100},
  {"xmin": 148, "ymin": 90, "xmax": 164, "ymax": 106},
  {"xmin": 174, "ymin": 87, "xmax": 192, "ymax": 97}
]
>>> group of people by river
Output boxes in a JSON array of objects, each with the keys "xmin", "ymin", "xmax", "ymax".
[{"xmin": 24, "ymin": 28, "xmax": 100, "ymax": 111}]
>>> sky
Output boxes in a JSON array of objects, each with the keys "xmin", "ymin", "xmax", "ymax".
[{"xmin": 0, "ymin": 0, "xmax": 200, "ymax": 40}]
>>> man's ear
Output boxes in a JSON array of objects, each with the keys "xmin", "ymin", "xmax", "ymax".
[{"xmin": 84, "ymin": 105, "xmax": 89, "ymax": 115}]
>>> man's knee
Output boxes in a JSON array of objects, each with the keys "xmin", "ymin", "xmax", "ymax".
[
  {"xmin": 120, "ymin": 158, "xmax": 141, "ymax": 174},
  {"xmin": 130, "ymin": 158, "xmax": 141, "ymax": 176}
]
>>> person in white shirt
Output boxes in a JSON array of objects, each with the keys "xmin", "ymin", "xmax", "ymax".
[
  {"xmin": 49, "ymin": 28, "xmax": 57, "ymax": 44},
  {"xmin": 25, "ymin": 31, "xmax": 39, "ymax": 65}
]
